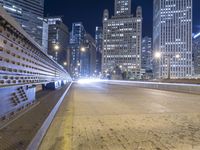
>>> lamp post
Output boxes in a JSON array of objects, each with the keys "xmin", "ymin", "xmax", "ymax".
[
  {"xmin": 54, "ymin": 43, "xmax": 60, "ymax": 61},
  {"xmin": 154, "ymin": 52, "xmax": 180, "ymax": 79},
  {"xmin": 79, "ymin": 46, "xmax": 90, "ymax": 77}
]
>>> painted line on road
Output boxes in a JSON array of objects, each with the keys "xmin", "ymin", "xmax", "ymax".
[{"xmin": 27, "ymin": 82, "xmax": 73, "ymax": 150}]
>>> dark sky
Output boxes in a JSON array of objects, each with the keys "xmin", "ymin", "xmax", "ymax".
[{"xmin": 44, "ymin": 0, "xmax": 200, "ymax": 37}]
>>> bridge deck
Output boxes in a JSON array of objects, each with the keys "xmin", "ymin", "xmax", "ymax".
[{"xmin": 39, "ymin": 82, "xmax": 200, "ymax": 150}]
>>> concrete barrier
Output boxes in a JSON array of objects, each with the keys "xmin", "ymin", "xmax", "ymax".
[{"xmin": 105, "ymin": 80, "xmax": 200, "ymax": 95}]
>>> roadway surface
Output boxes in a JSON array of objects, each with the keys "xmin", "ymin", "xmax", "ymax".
[
  {"xmin": 40, "ymin": 82, "xmax": 200, "ymax": 150},
  {"xmin": 0, "ymin": 84, "xmax": 70, "ymax": 150}
]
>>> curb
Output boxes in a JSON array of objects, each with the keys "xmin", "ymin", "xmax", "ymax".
[{"xmin": 27, "ymin": 82, "xmax": 73, "ymax": 150}]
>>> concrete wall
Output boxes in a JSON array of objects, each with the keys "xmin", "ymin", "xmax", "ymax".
[{"xmin": 106, "ymin": 80, "xmax": 200, "ymax": 95}]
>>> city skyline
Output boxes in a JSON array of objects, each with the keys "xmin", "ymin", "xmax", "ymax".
[{"xmin": 44, "ymin": 0, "xmax": 200, "ymax": 37}]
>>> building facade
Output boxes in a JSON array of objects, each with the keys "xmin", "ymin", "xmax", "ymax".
[
  {"xmin": 44, "ymin": 17, "xmax": 69, "ymax": 69},
  {"xmin": 69, "ymin": 22, "xmax": 86, "ymax": 77},
  {"xmin": 193, "ymin": 33, "xmax": 200, "ymax": 75},
  {"xmin": 141, "ymin": 36, "xmax": 153, "ymax": 78},
  {"xmin": 102, "ymin": 0, "xmax": 142, "ymax": 79},
  {"xmin": 42, "ymin": 20, "xmax": 49, "ymax": 53},
  {"xmin": 141, "ymin": 37, "xmax": 153, "ymax": 70},
  {"xmin": 80, "ymin": 34, "xmax": 96, "ymax": 77},
  {"xmin": 0, "ymin": 0, "xmax": 44, "ymax": 45},
  {"xmin": 95, "ymin": 26, "xmax": 103, "ymax": 74},
  {"xmin": 153, "ymin": 0, "xmax": 193, "ymax": 79}
]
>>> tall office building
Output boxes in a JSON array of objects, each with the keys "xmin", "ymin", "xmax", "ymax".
[
  {"xmin": 153, "ymin": 0, "xmax": 193, "ymax": 79},
  {"xmin": 115, "ymin": 0, "xmax": 131, "ymax": 16},
  {"xmin": 44, "ymin": 17, "xmax": 69, "ymax": 69},
  {"xmin": 102, "ymin": 0, "xmax": 142, "ymax": 79},
  {"xmin": 141, "ymin": 37, "xmax": 153, "ymax": 71},
  {"xmin": 95, "ymin": 27, "xmax": 103, "ymax": 74},
  {"xmin": 0, "ymin": 0, "xmax": 44, "ymax": 45},
  {"xmin": 80, "ymin": 34, "xmax": 96, "ymax": 77},
  {"xmin": 69, "ymin": 22, "xmax": 86, "ymax": 77},
  {"xmin": 193, "ymin": 33, "xmax": 200, "ymax": 75}
]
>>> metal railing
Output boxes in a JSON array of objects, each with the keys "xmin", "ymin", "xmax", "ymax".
[{"xmin": 0, "ymin": 6, "xmax": 71, "ymax": 87}]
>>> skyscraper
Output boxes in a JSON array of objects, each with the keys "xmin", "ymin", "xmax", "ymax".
[
  {"xmin": 193, "ymin": 33, "xmax": 200, "ymax": 75},
  {"xmin": 81, "ymin": 34, "xmax": 96, "ymax": 77},
  {"xmin": 141, "ymin": 37, "xmax": 153, "ymax": 71},
  {"xmin": 95, "ymin": 27, "xmax": 103, "ymax": 74},
  {"xmin": 69, "ymin": 22, "xmax": 86, "ymax": 77},
  {"xmin": 44, "ymin": 17, "xmax": 69, "ymax": 69},
  {"xmin": 102, "ymin": 0, "xmax": 142, "ymax": 79},
  {"xmin": 115, "ymin": 0, "xmax": 131, "ymax": 16},
  {"xmin": 153, "ymin": 0, "xmax": 193, "ymax": 79},
  {"xmin": 0, "ymin": 0, "xmax": 44, "ymax": 45}
]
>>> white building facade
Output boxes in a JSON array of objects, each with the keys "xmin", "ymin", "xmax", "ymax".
[
  {"xmin": 102, "ymin": 0, "xmax": 142, "ymax": 79},
  {"xmin": 153, "ymin": 0, "xmax": 193, "ymax": 79}
]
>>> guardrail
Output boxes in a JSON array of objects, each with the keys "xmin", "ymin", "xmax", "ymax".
[
  {"xmin": 0, "ymin": 6, "xmax": 71, "ymax": 120},
  {"xmin": 105, "ymin": 80, "xmax": 200, "ymax": 95},
  {"xmin": 0, "ymin": 7, "xmax": 71, "ymax": 87}
]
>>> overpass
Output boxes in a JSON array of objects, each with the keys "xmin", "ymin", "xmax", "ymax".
[{"xmin": 1, "ymin": 6, "xmax": 200, "ymax": 150}]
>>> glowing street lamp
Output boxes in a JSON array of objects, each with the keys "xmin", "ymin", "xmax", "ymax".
[
  {"xmin": 80, "ymin": 47, "xmax": 86, "ymax": 52},
  {"xmin": 175, "ymin": 54, "xmax": 180, "ymax": 59},
  {"xmin": 53, "ymin": 43, "xmax": 60, "ymax": 61},
  {"xmin": 154, "ymin": 52, "xmax": 181, "ymax": 79},
  {"xmin": 54, "ymin": 44, "xmax": 60, "ymax": 51},
  {"xmin": 154, "ymin": 52, "xmax": 161, "ymax": 59},
  {"xmin": 63, "ymin": 62, "xmax": 67, "ymax": 66}
]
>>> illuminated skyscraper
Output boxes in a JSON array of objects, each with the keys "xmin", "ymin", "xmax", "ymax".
[
  {"xmin": 153, "ymin": 0, "xmax": 193, "ymax": 79},
  {"xmin": 115, "ymin": 0, "xmax": 131, "ymax": 16},
  {"xmin": 69, "ymin": 22, "xmax": 86, "ymax": 77},
  {"xmin": 0, "ymin": 0, "xmax": 44, "ymax": 45},
  {"xmin": 102, "ymin": 0, "xmax": 142, "ymax": 79},
  {"xmin": 44, "ymin": 17, "xmax": 69, "ymax": 68},
  {"xmin": 95, "ymin": 27, "xmax": 103, "ymax": 74},
  {"xmin": 193, "ymin": 33, "xmax": 200, "ymax": 75},
  {"xmin": 141, "ymin": 37, "xmax": 153, "ymax": 71}
]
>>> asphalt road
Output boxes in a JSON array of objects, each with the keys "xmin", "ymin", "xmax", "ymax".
[{"xmin": 40, "ymin": 82, "xmax": 200, "ymax": 150}]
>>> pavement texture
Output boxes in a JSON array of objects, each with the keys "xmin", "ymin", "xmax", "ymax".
[
  {"xmin": 39, "ymin": 82, "xmax": 200, "ymax": 150},
  {"xmin": 0, "ymin": 85, "xmax": 70, "ymax": 150}
]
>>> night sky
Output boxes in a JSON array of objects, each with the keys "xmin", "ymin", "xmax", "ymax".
[{"xmin": 44, "ymin": 0, "xmax": 200, "ymax": 37}]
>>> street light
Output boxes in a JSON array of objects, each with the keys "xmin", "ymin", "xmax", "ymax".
[
  {"xmin": 63, "ymin": 62, "xmax": 67, "ymax": 66},
  {"xmin": 80, "ymin": 47, "xmax": 86, "ymax": 52},
  {"xmin": 175, "ymin": 54, "xmax": 180, "ymax": 59},
  {"xmin": 54, "ymin": 44, "xmax": 60, "ymax": 51},
  {"xmin": 154, "ymin": 52, "xmax": 161, "ymax": 59},
  {"xmin": 154, "ymin": 52, "xmax": 181, "ymax": 79},
  {"xmin": 79, "ymin": 46, "xmax": 90, "ymax": 77},
  {"xmin": 54, "ymin": 43, "xmax": 60, "ymax": 61}
]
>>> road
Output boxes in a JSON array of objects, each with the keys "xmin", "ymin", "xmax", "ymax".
[
  {"xmin": 0, "ymin": 85, "xmax": 70, "ymax": 150},
  {"xmin": 39, "ymin": 82, "xmax": 200, "ymax": 150}
]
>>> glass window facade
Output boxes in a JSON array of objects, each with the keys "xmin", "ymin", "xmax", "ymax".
[
  {"xmin": 0, "ymin": 0, "xmax": 44, "ymax": 45},
  {"xmin": 103, "ymin": 1, "xmax": 142, "ymax": 78},
  {"xmin": 153, "ymin": 0, "xmax": 193, "ymax": 79}
]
